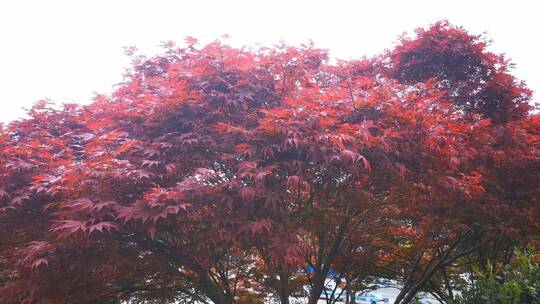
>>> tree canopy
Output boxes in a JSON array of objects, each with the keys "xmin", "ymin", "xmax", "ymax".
[{"xmin": 0, "ymin": 21, "xmax": 538, "ymax": 304}]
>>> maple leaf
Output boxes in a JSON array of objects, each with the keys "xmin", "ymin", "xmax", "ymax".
[
  {"xmin": 248, "ymin": 218, "xmax": 273, "ymax": 235},
  {"xmin": 31, "ymin": 258, "xmax": 49, "ymax": 270},
  {"xmin": 51, "ymin": 220, "xmax": 87, "ymax": 235},
  {"xmin": 88, "ymin": 222, "xmax": 118, "ymax": 234},
  {"xmin": 184, "ymin": 36, "xmax": 198, "ymax": 46},
  {"xmin": 0, "ymin": 188, "xmax": 9, "ymax": 199},
  {"xmin": 239, "ymin": 186, "xmax": 256, "ymax": 202}
]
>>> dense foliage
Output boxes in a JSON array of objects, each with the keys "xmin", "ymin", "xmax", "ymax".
[
  {"xmin": 0, "ymin": 21, "xmax": 538, "ymax": 304},
  {"xmin": 453, "ymin": 246, "xmax": 540, "ymax": 304}
]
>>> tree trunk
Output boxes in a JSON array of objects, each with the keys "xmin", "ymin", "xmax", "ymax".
[
  {"xmin": 278, "ymin": 272, "xmax": 290, "ymax": 304},
  {"xmin": 198, "ymin": 271, "xmax": 235, "ymax": 304},
  {"xmin": 442, "ymin": 267, "xmax": 454, "ymax": 301},
  {"xmin": 308, "ymin": 274, "xmax": 325, "ymax": 304},
  {"xmin": 308, "ymin": 286, "xmax": 323, "ymax": 304},
  {"xmin": 279, "ymin": 289, "xmax": 290, "ymax": 304}
]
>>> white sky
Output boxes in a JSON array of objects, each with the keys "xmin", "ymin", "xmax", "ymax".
[{"xmin": 1, "ymin": 0, "xmax": 538, "ymax": 123}]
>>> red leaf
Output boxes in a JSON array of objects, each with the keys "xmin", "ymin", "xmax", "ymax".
[
  {"xmin": 148, "ymin": 227, "xmax": 156, "ymax": 239},
  {"xmin": 88, "ymin": 222, "xmax": 117, "ymax": 234}
]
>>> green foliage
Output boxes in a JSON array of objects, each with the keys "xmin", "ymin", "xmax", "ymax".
[{"xmin": 454, "ymin": 246, "xmax": 540, "ymax": 304}]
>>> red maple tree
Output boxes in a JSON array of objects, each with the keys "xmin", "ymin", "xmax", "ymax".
[{"xmin": 0, "ymin": 22, "xmax": 538, "ymax": 304}]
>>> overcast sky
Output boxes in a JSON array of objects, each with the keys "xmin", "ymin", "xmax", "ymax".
[{"xmin": 0, "ymin": 0, "xmax": 538, "ymax": 123}]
